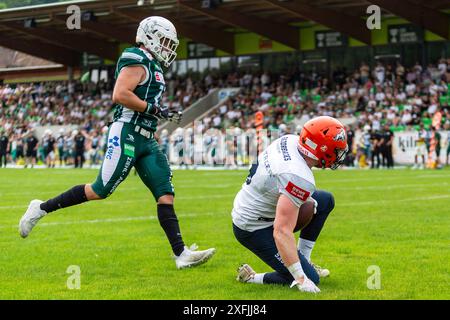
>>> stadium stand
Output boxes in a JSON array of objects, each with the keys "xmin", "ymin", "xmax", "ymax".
[
  {"xmin": 0, "ymin": 0, "xmax": 449, "ymax": 168},
  {"xmin": 1, "ymin": 60, "xmax": 449, "ymax": 168}
]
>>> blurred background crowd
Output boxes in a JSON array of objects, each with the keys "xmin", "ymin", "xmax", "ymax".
[{"xmin": 1, "ymin": 59, "xmax": 450, "ymax": 169}]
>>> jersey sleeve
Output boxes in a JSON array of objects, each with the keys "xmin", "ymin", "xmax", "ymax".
[
  {"xmin": 277, "ymin": 173, "xmax": 316, "ymax": 208},
  {"xmin": 117, "ymin": 50, "xmax": 150, "ymax": 85}
]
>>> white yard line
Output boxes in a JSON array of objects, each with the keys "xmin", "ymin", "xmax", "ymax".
[
  {"xmin": 1, "ymin": 191, "xmax": 449, "ymax": 212},
  {"xmin": 416, "ymin": 174, "xmax": 450, "ymax": 178},
  {"xmin": 338, "ymin": 194, "xmax": 450, "ymax": 206},
  {"xmin": 0, "ymin": 212, "xmax": 216, "ymax": 230},
  {"xmin": 0, "ymin": 195, "xmax": 448, "ymax": 231},
  {"xmin": 332, "ymin": 182, "xmax": 449, "ymax": 191},
  {"xmin": 319, "ymin": 176, "xmax": 437, "ymax": 183},
  {"xmin": 0, "ymin": 183, "xmax": 238, "ymax": 197},
  {"xmin": 0, "ymin": 194, "xmax": 234, "ymax": 211}
]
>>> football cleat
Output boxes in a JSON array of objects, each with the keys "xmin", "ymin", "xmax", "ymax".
[
  {"xmin": 236, "ymin": 263, "xmax": 256, "ymax": 283},
  {"xmin": 175, "ymin": 244, "xmax": 216, "ymax": 269},
  {"xmin": 19, "ymin": 200, "xmax": 47, "ymax": 238},
  {"xmin": 312, "ymin": 262, "xmax": 330, "ymax": 278}
]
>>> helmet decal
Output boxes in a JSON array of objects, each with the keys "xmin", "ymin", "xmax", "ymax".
[
  {"xmin": 304, "ymin": 138, "xmax": 317, "ymax": 150},
  {"xmin": 333, "ymin": 128, "xmax": 346, "ymax": 142}
]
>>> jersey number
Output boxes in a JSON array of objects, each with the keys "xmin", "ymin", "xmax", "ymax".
[{"xmin": 245, "ymin": 162, "xmax": 259, "ymax": 185}]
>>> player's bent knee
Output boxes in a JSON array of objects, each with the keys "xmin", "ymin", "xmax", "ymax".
[
  {"xmin": 157, "ymin": 194, "xmax": 174, "ymax": 205},
  {"xmin": 313, "ymin": 190, "xmax": 335, "ymax": 215},
  {"xmin": 86, "ymin": 184, "xmax": 107, "ymax": 200},
  {"xmin": 327, "ymin": 192, "xmax": 335, "ymax": 213}
]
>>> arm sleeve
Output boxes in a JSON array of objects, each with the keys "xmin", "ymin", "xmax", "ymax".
[{"xmin": 277, "ymin": 173, "xmax": 316, "ymax": 208}]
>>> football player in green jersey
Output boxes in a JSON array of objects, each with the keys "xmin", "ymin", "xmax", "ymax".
[{"xmin": 19, "ymin": 16, "xmax": 216, "ymax": 269}]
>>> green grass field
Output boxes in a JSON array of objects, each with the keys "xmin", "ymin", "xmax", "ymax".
[{"xmin": 0, "ymin": 168, "xmax": 449, "ymax": 300}]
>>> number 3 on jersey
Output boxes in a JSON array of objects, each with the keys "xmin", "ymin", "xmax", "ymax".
[{"xmin": 246, "ymin": 162, "xmax": 259, "ymax": 185}]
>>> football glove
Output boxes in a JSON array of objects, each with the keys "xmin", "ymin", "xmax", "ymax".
[
  {"xmin": 310, "ymin": 198, "xmax": 318, "ymax": 214},
  {"xmin": 145, "ymin": 103, "xmax": 182, "ymax": 124},
  {"xmin": 148, "ymin": 104, "xmax": 169, "ymax": 121},
  {"xmin": 290, "ymin": 277, "xmax": 321, "ymax": 293}
]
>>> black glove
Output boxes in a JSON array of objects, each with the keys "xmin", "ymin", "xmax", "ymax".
[
  {"xmin": 153, "ymin": 105, "xmax": 170, "ymax": 121},
  {"xmin": 144, "ymin": 103, "xmax": 169, "ymax": 120},
  {"xmin": 145, "ymin": 103, "xmax": 183, "ymax": 124}
]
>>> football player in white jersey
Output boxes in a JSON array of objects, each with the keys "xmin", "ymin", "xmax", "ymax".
[
  {"xmin": 413, "ymin": 124, "xmax": 428, "ymax": 169},
  {"xmin": 232, "ymin": 116, "xmax": 348, "ymax": 293}
]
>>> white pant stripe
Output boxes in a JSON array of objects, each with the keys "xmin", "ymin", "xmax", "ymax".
[{"xmin": 101, "ymin": 122, "xmax": 123, "ymax": 187}]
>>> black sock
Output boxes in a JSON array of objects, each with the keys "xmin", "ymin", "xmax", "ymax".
[
  {"xmin": 157, "ymin": 204, "xmax": 185, "ymax": 256},
  {"xmin": 40, "ymin": 185, "xmax": 88, "ymax": 213}
]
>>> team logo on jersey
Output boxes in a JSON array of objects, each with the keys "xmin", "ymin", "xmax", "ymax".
[
  {"xmin": 285, "ymin": 182, "xmax": 310, "ymax": 201},
  {"xmin": 108, "ymin": 136, "xmax": 120, "ymax": 147},
  {"xmin": 320, "ymin": 145, "xmax": 328, "ymax": 152},
  {"xmin": 106, "ymin": 136, "xmax": 120, "ymax": 160},
  {"xmin": 154, "ymin": 71, "xmax": 165, "ymax": 84},
  {"xmin": 141, "ymin": 119, "xmax": 152, "ymax": 127},
  {"xmin": 126, "ymin": 134, "xmax": 135, "ymax": 143},
  {"xmin": 333, "ymin": 129, "xmax": 346, "ymax": 142},
  {"xmin": 124, "ymin": 144, "xmax": 135, "ymax": 157}
]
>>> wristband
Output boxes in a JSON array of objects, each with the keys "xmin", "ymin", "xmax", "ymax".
[{"xmin": 287, "ymin": 261, "xmax": 304, "ymax": 280}]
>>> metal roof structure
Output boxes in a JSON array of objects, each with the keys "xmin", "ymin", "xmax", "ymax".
[{"xmin": 0, "ymin": 0, "xmax": 449, "ymax": 66}]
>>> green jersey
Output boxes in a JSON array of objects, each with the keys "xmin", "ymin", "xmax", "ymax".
[{"xmin": 113, "ymin": 47, "xmax": 166, "ymax": 132}]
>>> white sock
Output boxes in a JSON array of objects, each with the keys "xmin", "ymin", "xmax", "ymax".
[
  {"xmin": 299, "ymin": 238, "xmax": 315, "ymax": 262},
  {"xmin": 247, "ymin": 273, "xmax": 265, "ymax": 284}
]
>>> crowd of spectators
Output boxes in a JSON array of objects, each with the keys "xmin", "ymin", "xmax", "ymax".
[
  {"xmin": 201, "ymin": 59, "xmax": 450, "ymax": 134},
  {"xmin": 0, "ymin": 74, "xmax": 216, "ymax": 167},
  {"xmin": 1, "ymin": 58, "xmax": 450, "ymax": 168}
]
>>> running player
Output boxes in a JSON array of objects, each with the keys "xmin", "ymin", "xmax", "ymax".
[{"xmin": 19, "ymin": 16, "xmax": 215, "ymax": 270}]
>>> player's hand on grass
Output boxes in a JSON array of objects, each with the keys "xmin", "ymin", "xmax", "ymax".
[{"xmin": 290, "ymin": 276, "xmax": 321, "ymax": 293}]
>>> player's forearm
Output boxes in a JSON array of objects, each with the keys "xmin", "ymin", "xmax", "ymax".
[
  {"xmin": 112, "ymin": 89, "xmax": 147, "ymax": 113},
  {"xmin": 274, "ymin": 228, "xmax": 300, "ymax": 267}
]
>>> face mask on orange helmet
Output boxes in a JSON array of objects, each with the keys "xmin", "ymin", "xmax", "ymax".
[{"xmin": 298, "ymin": 116, "xmax": 348, "ymax": 170}]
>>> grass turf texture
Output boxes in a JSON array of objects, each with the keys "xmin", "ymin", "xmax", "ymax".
[{"xmin": 0, "ymin": 168, "xmax": 449, "ymax": 300}]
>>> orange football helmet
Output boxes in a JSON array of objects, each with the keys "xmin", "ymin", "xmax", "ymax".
[{"xmin": 298, "ymin": 116, "xmax": 348, "ymax": 170}]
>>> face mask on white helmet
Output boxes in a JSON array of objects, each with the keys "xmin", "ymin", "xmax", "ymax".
[{"xmin": 136, "ymin": 16, "xmax": 179, "ymax": 68}]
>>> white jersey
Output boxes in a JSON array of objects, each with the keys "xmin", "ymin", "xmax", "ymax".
[{"xmin": 232, "ymin": 135, "xmax": 316, "ymax": 232}]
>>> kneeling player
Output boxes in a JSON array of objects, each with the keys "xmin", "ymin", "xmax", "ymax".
[{"xmin": 232, "ymin": 116, "xmax": 347, "ymax": 293}]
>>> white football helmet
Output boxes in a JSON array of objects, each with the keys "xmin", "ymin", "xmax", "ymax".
[{"xmin": 136, "ymin": 16, "xmax": 179, "ymax": 67}]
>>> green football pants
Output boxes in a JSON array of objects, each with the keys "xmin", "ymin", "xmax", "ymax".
[{"xmin": 91, "ymin": 122, "xmax": 174, "ymax": 201}]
